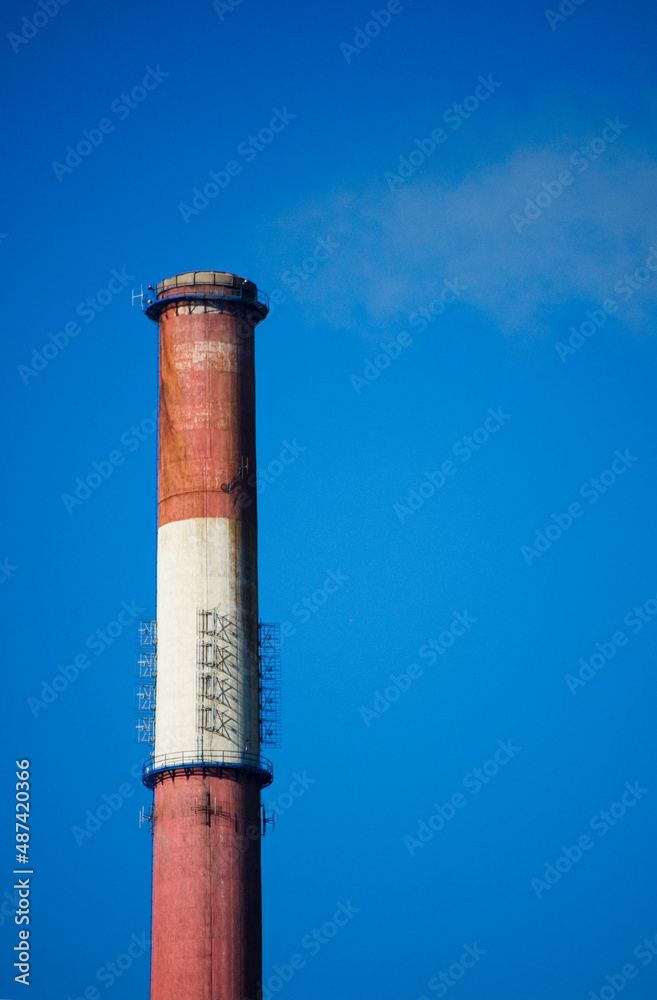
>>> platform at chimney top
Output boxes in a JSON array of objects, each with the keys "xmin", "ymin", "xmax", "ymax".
[{"xmin": 144, "ymin": 270, "xmax": 269, "ymax": 321}]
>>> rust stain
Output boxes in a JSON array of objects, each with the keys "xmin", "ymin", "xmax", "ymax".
[{"xmin": 158, "ymin": 307, "xmax": 258, "ymax": 527}]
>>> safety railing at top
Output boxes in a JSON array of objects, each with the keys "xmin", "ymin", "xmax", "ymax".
[
  {"xmin": 142, "ymin": 749, "xmax": 273, "ymax": 787},
  {"xmin": 143, "ymin": 284, "xmax": 269, "ymax": 319}
]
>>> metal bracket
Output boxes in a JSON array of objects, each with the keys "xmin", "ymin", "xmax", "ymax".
[
  {"xmin": 262, "ymin": 804, "xmax": 275, "ymax": 836},
  {"xmin": 221, "ymin": 457, "xmax": 249, "ymax": 494}
]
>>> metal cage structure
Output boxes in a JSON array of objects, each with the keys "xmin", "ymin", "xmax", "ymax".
[
  {"xmin": 258, "ymin": 622, "xmax": 281, "ymax": 748},
  {"xmin": 135, "ymin": 619, "xmax": 157, "ymax": 746},
  {"xmin": 196, "ymin": 610, "xmax": 241, "ymax": 750}
]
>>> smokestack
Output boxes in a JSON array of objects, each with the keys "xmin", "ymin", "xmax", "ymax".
[{"xmin": 142, "ymin": 271, "xmax": 271, "ymax": 1000}]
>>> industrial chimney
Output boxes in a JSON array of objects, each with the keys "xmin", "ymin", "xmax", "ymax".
[{"xmin": 141, "ymin": 270, "xmax": 273, "ymax": 1000}]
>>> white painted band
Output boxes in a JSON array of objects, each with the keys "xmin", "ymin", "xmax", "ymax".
[{"xmin": 154, "ymin": 517, "xmax": 260, "ymax": 760}]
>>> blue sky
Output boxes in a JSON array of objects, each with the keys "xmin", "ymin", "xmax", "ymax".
[{"xmin": 2, "ymin": 0, "xmax": 657, "ymax": 998}]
